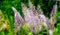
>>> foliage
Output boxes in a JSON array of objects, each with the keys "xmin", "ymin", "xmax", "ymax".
[{"xmin": 0, "ymin": 0, "xmax": 59, "ymax": 35}]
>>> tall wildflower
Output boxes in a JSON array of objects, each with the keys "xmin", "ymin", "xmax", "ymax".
[
  {"xmin": 49, "ymin": 1, "xmax": 57, "ymax": 35},
  {"xmin": 12, "ymin": 7, "xmax": 24, "ymax": 32}
]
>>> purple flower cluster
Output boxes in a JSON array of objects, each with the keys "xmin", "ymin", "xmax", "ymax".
[{"xmin": 12, "ymin": 0, "xmax": 57, "ymax": 34}]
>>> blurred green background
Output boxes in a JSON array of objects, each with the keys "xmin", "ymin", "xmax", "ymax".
[{"xmin": 0, "ymin": 0, "xmax": 60, "ymax": 35}]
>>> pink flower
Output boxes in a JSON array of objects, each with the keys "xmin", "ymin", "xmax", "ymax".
[{"xmin": 12, "ymin": 0, "xmax": 57, "ymax": 34}]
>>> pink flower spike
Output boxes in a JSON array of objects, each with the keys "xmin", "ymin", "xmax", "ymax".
[{"xmin": 12, "ymin": 7, "xmax": 24, "ymax": 23}]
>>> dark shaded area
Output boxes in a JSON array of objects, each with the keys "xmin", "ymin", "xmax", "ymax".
[
  {"xmin": 4, "ymin": 29, "xmax": 9, "ymax": 35},
  {"xmin": 30, "ymin": 0, "xmax": 56, "ymax": 18},
  {"xmin": 39, "ymin": 0, "xmax": 56, "ymax": 18},
  {"xmin": 58, "ymin": 1, "xmax": 60, "ymax": 11}
]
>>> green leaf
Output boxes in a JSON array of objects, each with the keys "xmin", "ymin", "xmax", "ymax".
[
  {"xmin": 28, "ymin": 32, "xmax": 33, "ymax": 35},
  {"xmin": 0, "ymin": 31, "xmax": 5, "ymax": 35},
  {"xmin": 56, "ymin": 12, "xmax": 60, "ymax": 16}
]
